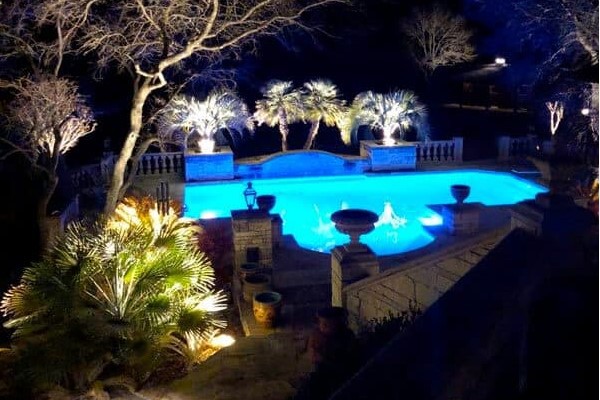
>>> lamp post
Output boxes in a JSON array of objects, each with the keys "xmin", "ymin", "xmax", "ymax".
[{"xmin": 243, "ymin": 182, "xmax": 257, "ymax": 210}]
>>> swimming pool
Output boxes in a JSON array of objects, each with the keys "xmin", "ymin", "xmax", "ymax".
[{"xmin": 184, "ymin": 170, "xmax": 546, "ymax": 256}]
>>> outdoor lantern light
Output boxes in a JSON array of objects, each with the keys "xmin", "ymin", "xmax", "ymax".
[
  {"xmin": 494, "ymin": 57, "xmax": 506, "ymax": 66},
  {"xmin": 243, "ymin": 182, "xmax": 257, "ymax": 210},
  {"xmin": 581, "ymin": 108, "xmax": 590, "ymax": 116}
]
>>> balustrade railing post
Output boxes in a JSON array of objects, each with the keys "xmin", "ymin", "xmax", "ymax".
[
  {"xmin": 453, "ymin": 137, "xmax": 463, "ymax": 162},
  {"xmin": 497, "ymin": 136, "xmax": 510, "ymax": 161}
]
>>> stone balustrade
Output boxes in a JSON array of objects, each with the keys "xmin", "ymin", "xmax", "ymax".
[{"xmin": 414, "ymin": 137, "xmax": 463, "ymax": 164}]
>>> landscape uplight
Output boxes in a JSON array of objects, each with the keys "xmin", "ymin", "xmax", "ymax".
[
  {"xmin": 494, "ymin": 57, "xmax": 506, "ymax": 66},
  {"xmin": 581, "ymin": 108, "xmax": 590, "ymax": 116}
]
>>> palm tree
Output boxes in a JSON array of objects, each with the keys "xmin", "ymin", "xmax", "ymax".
[
  {"xmin": 254, "ymin": 80, "xmax": 303, "ymax": 152},
  {"xmin": 301, "ymin": 79, "xmax": 346, "ymax": 149},
  {"xmin": 160, "ymin": 89, "xmax": 253, "ymax": 152},
  {"xmin": 341, "ymin": 90, "xmax": 428, "ymax": 146},
  {"xmin": 1, "ymin": 197, "xmax": 226, "ymax": 393}
]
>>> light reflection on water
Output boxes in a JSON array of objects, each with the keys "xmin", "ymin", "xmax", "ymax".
[{"xmin": 184, "ymin": 170, "xmax": 546, "ymax": 256}]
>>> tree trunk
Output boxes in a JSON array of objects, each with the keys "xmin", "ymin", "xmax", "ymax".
[
  {"xmin": 104, "ymin": 80, "xmax": 153, "ymax": 214},
  {"xmin": 37, "ymin": 175, "xmax": 58, "ymax": 252},
  {"xmin": 117, "ymin": 137, "xmax": 158, "ymax": 200},
  {"xmin": 278, "ymin": 108, "xmax": 290, "ymax": 152},
  {"xmin": 303, "ymin": 120, "xmax": 320, "ymax": 149}
]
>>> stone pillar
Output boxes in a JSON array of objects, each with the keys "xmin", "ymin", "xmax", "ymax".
[
  {"xmin": 452, "ymin": 137, "xmax": 464, "ymax": 162},
  {"xmin": 541, "ymin": 140, "xmax": 554, "ymax": 156},
  {"xmin": 442, "ymin": 203, "xmax": 482, "ymax": 235},
  {"xmin": 360, "ymin": 140, "xmax": 417, "ymax": 171},
  {"xmin": 231, "ymin": 210, "xmax": 273, "ymax": 271},
  {"xmin": 331, "ymin": 244, "xmax": 379, "ymax": 308},
  {"xmin": 497, "ymin": 136, "xmax": 511, "ymax": 161},
  {"xmin": 271, "ymin": 214, "xmax": 283, "ymax": 248}
]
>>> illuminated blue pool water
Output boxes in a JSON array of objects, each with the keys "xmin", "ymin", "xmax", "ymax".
[{"xmin": 184, "ymin": 170, "xmax": 546, "ymax": 256}]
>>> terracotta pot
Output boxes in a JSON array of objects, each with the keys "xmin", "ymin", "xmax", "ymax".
[
  {"xmin": 242, "ymin": 273, "xmax": 272, "ymax": 303},
  {"xmin": 256, "ymin": 195, "xmax": 276, "ymax": 212},
  {"xmin": 450, "ymin": 184, "xmax": 471, "ymax": 204},
  {"xmin": 252, "ymin": 291, "xmax": 282, "ymax": 328},
  {"xmin": 331, "ymin": 209, "xmax": 379, "ymax": 246}
]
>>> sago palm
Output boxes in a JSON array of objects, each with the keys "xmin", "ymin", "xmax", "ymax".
[
  {"xmin": 254, "ymin": 80, "xmax": 303, "ymax": 151},
  {"xmin": 301, "ymin": 79, "xmax": 346, "ymax": 149},
  {"xmin": 160, "ymin": 89, "xmax": 253, "ymax": 150},
  {"xmin": 341, "ymin": 90, "xmax": 428, "ymax": 145},
  {"xmin": 1, "ymin": 198, "xmax": 226, "ymax": 392}
]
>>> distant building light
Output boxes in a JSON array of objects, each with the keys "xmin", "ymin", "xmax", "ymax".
[
  {"xmin": 494, "ymin": 57, "xmax": 506, "ymax": 66},
  {"xmin": 581, "ymin": 108, "xmax": 590, "ymax": 116}
]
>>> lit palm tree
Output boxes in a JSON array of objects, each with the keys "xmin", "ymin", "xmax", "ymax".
[
  {"xmin": 160, "ymin": 89, "xmax": 253, "ymax": 152},
  {"xmin": 254, "ymin": 80, "xmax": 303, "ymax": 152},
  {"xmin": 301, "ymin": 79, "xmax": 346, "ymax": 149},
  {"xmin": 1, "ymin": 198, "xmax": 226, "ymax": 391},
  {"xmin": 341, "ymin": 90, "xmax": 428, "ymax": 145}
]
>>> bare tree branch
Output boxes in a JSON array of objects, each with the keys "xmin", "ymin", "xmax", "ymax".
[{"xmin": 401, "ymin": 4, "xmax": 476, "ymax": 77}]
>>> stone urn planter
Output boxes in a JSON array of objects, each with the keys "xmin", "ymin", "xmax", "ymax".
[
  {"xmin": 450, "ymin": 184, "xmax": 471, "ymax": 205},
  {"xmin": 256, "ymin": 195, "xmax": 276, "ymax": 212},
  {"xmin": 331, "ymin": 209, "xmax": 379, "ymax": 247},
  {"xmin": 252, "ymin": 291, "xmax": 282, "ymax": 328},
  {"xmin": 242, "ymin": 273, "xmax": 272, "ymax": 303}
]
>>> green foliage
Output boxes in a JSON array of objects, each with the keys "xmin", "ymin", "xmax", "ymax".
[
  {"xmin": 254, "ymin": 80, "xmax": 304, "ymax": 127},
  {"xmin": 357, "ymin": 302, "xmax": 422, "ymax": 358},
  {"xmin": 1, "ymin": 198, "xmax": 226, "ymax": 393},
  {"xmin": 159, "ymin": 89, "xmax": 253, "ymax": 147},
  {"xmin": 301, "ymin": 79, "xmax": 347, "ymax": 149},
  {"xmin": 302, "ymin": 79, "xmax": 346, "ymax": 127},
  {"xmin": 340, "ymin": 90, "xmax": 428, "ymax": 145}
]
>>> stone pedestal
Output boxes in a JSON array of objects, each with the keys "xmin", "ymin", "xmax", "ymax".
[
  {"xmin": 185, "ymin": 146, "xmax": 234, "ymax": 181},
  {"xmin": 271, "ymin": 214, "xmax": 283, "ymax": 248},
  {"xmin": 231, "ymin": 210, "xmax": 273, "ymax": 271},
  {"xmin": 360, "ymin": 140, "xmax": 417, "ymax": 171},
  {"xmin": 442, "ymin": 203, "xmax": 481, "ymax": 235},
  {"xmin": 331, "ymin": 244, "xmax": 379, "ymax": 307}
]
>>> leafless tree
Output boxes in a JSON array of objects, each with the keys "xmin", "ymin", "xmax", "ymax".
[
  {"xmin": 517, "ymin": 0, "xmax": 598, "ymax": 69},
  {"xmin": 2, "ymin": 76, "xmax": 95, "ymax": 248},
  {"xmin": 401, "ymin": 4, "xmax": 476, "ymax": 77},
  {"xmin": 66, "ymin": 0, "xmax": 346, "ymax": 214}
]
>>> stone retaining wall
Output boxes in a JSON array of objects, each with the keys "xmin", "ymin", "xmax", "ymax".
[{"xmin": 343, "ymin": 227, "xmax": 510, "ymax": 327}]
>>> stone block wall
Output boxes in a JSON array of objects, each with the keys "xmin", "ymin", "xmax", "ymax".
[
  {"xmin": 343, "ymin": 229, "xmax": 507, "ymax": 328},
  {"xmin": 442, "ymin": 203, "xmax": 481, "ymax": 235},
  {"xmin": 331, "ymin": 245, "xmax": 379, "ymax": 307},
  {"xmin": 231, "ymin": 210, "xmax": 273, "ymax": 270},
  {"xmin": 360, "ymin": 140, "xmax": 417, "ymax": 171},
  {"xmin": 185, "ymin": 147, "xmax": 234, "ymax": 181}
]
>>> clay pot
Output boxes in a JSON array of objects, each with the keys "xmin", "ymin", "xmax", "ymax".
[
  {"xmin": 316, "ymin": 306, "xmax": 348, "ymax": 335},
  {"xmin": 331, "ymin": 209, "xmax": 379, "ymax": 246},
  {"xmin": 256, "ymin": 195, "xmax": 276, "ymax": 212},
  {"xmin": 239, "ymin": 262, "xmax": 261, "ymax": 282},
  {"xmin": 450, "ymin": 184, "xmax": 471, "ymax": 204},
  {"xmin": 252, "ymin": 291, "xmax": 282, "ymax": 328},
  {"xmin": 242, "ymin": 273, "xmax": 272, "ymax": 303}
]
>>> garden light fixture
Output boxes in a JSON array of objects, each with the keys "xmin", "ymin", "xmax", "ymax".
[{"xmin": 243, "ymin": 182, "xmax": 257, "ymax": 210}]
